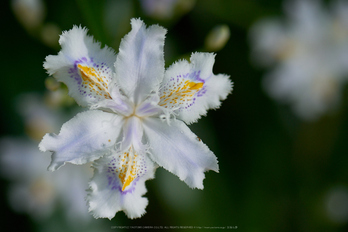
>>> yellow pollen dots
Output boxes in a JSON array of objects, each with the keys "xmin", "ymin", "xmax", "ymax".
[
  {"xmin": 77, "ymin": 64, "xmax": 111, "ymax": 99},
  {"xmin": 116, "ymin": 147, "xmax": 139, "ymax": 191},
  {"xmin": 159, "ymin": 79, "xmax": 204, "ymax": 109}
]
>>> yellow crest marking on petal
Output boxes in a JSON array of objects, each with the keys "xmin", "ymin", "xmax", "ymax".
[
  {"xmin": 159, "ymin": 79, "xmax": 203, "ymax": 108},
  {"xmin": 77, "ymin": 64, "xmax": 111, "ymax": 99},
  {"xmin": 117, "ymin": 147, "xmax": 139, "ymax": 191}
]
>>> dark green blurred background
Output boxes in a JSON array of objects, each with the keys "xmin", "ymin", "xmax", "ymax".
[{"xmin": 1, "ymin": 0, "xmax": 348, "ymax": 231}]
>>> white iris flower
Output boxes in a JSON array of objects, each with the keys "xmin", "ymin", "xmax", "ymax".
[{"xmin": 39, "ymin": 18, "xmax": 232, "ymax": 219}]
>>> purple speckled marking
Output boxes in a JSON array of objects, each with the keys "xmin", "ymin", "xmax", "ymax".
[
  {"xmin": 190, "ymin": 70, "xmax": 205, "ymax": 83},
  {"xmin": 107, "ymin": 174, "xmax": 139, "ymax": 195},
  {"xmin": 159, "ymin": 69, "xmax": 209, "ymax": 111},
  {"xmin": 105, "ymin": 153, "xmax": 147, "ymax": 194},
  {"xmin": 68, "ymin": 57, "xmax": 113, "ymax": 100},
  {"xmin": 197, "ymin": 85, "xmax": 207, "ymax": 97}
]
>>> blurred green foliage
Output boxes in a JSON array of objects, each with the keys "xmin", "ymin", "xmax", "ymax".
[{"xmin": 1, "ymin": 0, "xmax": 348, "ymax": 231}]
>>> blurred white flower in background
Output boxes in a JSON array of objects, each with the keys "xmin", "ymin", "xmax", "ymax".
[
  {"xmin": 325, "ymin": 185, "xmax": 348, "ymax": 224},
  {"xmin": 12, "ymin": 0, "xmax": 61, "ymax": 48},
  {"xmin": 0, "ymin": 93, "xmax": 96, "ymax": 226},
  {"xmin": 205, "ymin": 25, "xmax": 230, "ymax": 52},
  {"xmin": 250, "ymin": 0, "xmax": 348, "ymax": 120},
  {"xmin": 12, "ymin": 0, "xmax": 45, "ymax": 31},
  {"xmin": 139, "ymin": 0, "xmax": 195, "ymax": 20},
  {"xmin": 0, "ymin": 138, "xmax": 93, "ymax": 223}
]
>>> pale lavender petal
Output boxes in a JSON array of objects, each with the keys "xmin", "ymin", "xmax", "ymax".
[
  {"xmin": 143, "ymin": 117, "xmax": 218, "ymax": 189},
  {"xmin": 115, "ymin": 18, "xmax": 166, "ymax": 104},
  {"xmin": 39, "ymin": 110, "xmax": 123, "ymax": 171}
]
